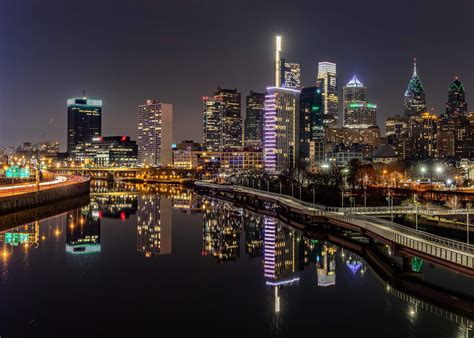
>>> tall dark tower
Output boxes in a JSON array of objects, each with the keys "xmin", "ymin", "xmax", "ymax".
[
  {"xmin": 445, "ymin": 77, "xmax": 467, "ymax": 119},
  {"xmin": 67, "ymin": 96, "xmax": 102, "ymax": 153},
  {"xmin": 299, "ymin": 86, "xmax": 324, "ymax": 166},
  {"xmin": 403, "ymin": 58, "xmax": 427, "ymax": 117},
  {"xmin": 244, "ymin": 91, "xmax": 265, "ymax": 150}
]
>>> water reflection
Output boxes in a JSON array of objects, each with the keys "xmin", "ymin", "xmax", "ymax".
[{"xmin": 0, "ymin": 186, "xmax": 472, "ymax": 337}]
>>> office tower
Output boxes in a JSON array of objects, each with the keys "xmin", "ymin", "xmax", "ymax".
[
  {"xmin": 202, "ymin": 88, "xmax": 242, "ymax": 151},
  {"xmin": 316, "ymin": 62, "xmax": 338, "ymax": 128},
  {"xmin": 137, "ymin": 195, "xmax": 172, "ymax": 257},
  {"xmin": 299, "ymin": 86, "xmax": 324, "ymax": 166},
  {"xmin": 244, "ymin": 91, "xmax": 265, "ymax": 149},
  {"xmin": 343, "ymin": 75, "xmax": 377, "ymax": 128},
  {"xmin": 404, "ymin": 58, "xmax": 427, "ymax": 117},
  {"xmin": 409, "ymin": 112, "xmax": 438, "ymax": 160},
  {"xmin": 263, "ymin": 87, "xmax": 300, "ymax": 172},
  {"xmin": 274, "ymin": 35, "xmax": 301, "ymax": 89},
  {"xmin": 67, "ymin": 96, "xmax": 102, "ymax": 153},
  {"xmin": 445, "ymin": 77, "xmax": 468, "ymax": 120},
  {"xmin": 137, "ymin": 99, "xmax": 173, "ymax": 167}
]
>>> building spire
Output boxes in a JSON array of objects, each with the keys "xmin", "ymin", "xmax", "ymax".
[
  {"xmin": 413, "ymin": 58, "xmax": 417, "ymax": 76},
  {"xmin": 275, "ymin": 35, "xmax": 282, "ymax": 87}
]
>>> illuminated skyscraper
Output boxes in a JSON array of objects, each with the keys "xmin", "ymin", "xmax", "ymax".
[
  {"xmin": 343, "ymin": 75, "xmax": 377, "ymax": 128},
  {"xmin": 299, "ymin": 86, "xmax": 324, "ymax": 166},
  {"xmin": 445, "ymin": 77, "xmax": 468, "ymax": 120},
  {"xmin": 316, "ymin": 62, "xmax": 338, "ymax": 128},
  {"xmin": 244, "ymin": 91, "xmax": 265, "ymax": 149},
  {"xmin": 404, "ymin": 58, "xmax": 427, "ymax": 117},
  {"xmin": 137, "ymin": 195, "xmax": 172, "ymax": 257},
  {"xmin": 274, "ymin": 35, "xmax": 301, "ymax": 90},
  {"xmin": 137, "ymin": 99, "xmax": 173, "ymax": 167},
  {"xmin": 67, "ymin": 96, "xmax": 102, "ymax": 153},
  {"xmin": 263, "ymin": 87, "xmax": 300, "ymax": 172},
  {"xmin": 203, "ymin": 88, "xmax": 242, "ymax": 151}
]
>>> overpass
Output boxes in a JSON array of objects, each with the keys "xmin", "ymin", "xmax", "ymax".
[
  {"xmin": 326, "ymin": 205, "xmax": 470, "ymax": 217},
  {"xmin": 195, "ymin": 182, "xmax": 474, "ymax": 277}
]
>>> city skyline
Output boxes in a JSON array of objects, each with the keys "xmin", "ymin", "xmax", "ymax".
[{"xmin": 0, "ymin": 0, "xmax": 472, "ymax": 150}]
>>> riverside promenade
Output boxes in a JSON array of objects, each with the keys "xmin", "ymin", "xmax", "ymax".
[{"xmin": 0, "ymin": 175, "xmax": 90, "ymax": 215}]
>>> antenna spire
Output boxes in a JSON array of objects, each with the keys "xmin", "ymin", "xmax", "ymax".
[
  {"xmin": 413, "ymin": 58, "xmax": 417, "ymax": 76},
  {"xmin": 82, "ymin": 90, "xmax": 86, "ymax": 99}
]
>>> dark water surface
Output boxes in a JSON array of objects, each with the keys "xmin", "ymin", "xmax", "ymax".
[{"xmin": 0, "ymin": 186, "xmax": 472, "ymax": 338}]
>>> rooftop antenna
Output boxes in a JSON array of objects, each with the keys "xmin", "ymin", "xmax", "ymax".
[
  {"xmin": 82, "ymin": 90, "xmax": 86, "ymax": 99},
  {"xmin": 413, "ymin": 57, "xmax": 417, "ymax": 76}
]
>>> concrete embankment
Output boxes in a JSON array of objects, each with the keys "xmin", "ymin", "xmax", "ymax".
[{"xmin": 0, "ymin": 178, "xmax": 90, "ymax": 215}]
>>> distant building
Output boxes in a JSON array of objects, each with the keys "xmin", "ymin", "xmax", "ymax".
[
  {"xmin": 316, "ymin": 62, "xmax": 338, "ymax": 128},
  {"xmin": 203, "ymin": 88, "xmax": 242, "ymax": 152},
  {"xmin": 372, "ymin": 144, "xmax": 398, "ymax": 164},
  {"xmin": 69, "ymin": 136, "xmax": 138, "ymax": 167},
  {"xmin": 343, "ymin": 76, "xmax": 377, "ymax": 128},
  {"xmin": 137, "ymin": 99, "xmax": 173, "ymax": 167},
  {"xmin": 67, "ymin": 96, "xmax": 102, "ymax": 153},
  {"xmin": 299, "ymin": 86, "xmax": 324, "ymax": 166},
  {"xmin": 274, "ymin": 35, "xmax": 301, "ymax": 90},
  {"xmin": 263, "ymin": 87, "xmax": 300, "ymax": 172},
  {"xmin": 444, "ymin": 77, "xmax": 468, "ymax": 121},
  {"xmin": 244, "ymin": 91, "xmax": 265, "ymax": 149},
  {"xmin": 404, "ymin": 59, "xmax": 427, "ymax": 117},
  {"xmin": 409, "ymin": 112, "xmax": 438, "ymax": 160}
]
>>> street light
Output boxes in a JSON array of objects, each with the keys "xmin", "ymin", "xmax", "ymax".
[{"xmin": 420, "ymin": 166, "xmax": 427, "ymax": 179}]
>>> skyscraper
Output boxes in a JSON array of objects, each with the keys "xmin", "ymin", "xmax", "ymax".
[
  {"xmin": 214, "ymin": 87, "xmax": 242, "ymax": 150},
  {"xmin": 263, "ymin": 86, "xmax": 300, "ymax": 172},
  {"xmin": 203, "ymin": 88, "xmax": 242, "ymax": 152},
  {"xmin": 274, "ymin": 36, "xmax": 301, "ymax": 90},
  {"xmin": 137, "ymin": 99, "xmax": 173, "ymax": 167},
  {"xmin": 67, "ymin": 96, "xmax": 102, "ymax": 153},
  {"xmin": 404, "ymin": 58, "xmax": 427, "ymax": 117},
  {"xmin": 244, "ymin": 91, "xmax": 265, "ymax": 149},
  {"xmin": 343, "ymin": 75, "xmax": 377, "ymax": 128},
  {"xmin": 316, "ymin": 62, "xmax": 338, "ymax": 128},
  {"xmin": 445, "ymin": 77, "xmax": 468, "ymax": 120},
  {"xmin": 299, "ymin": 86, "xmax": 324, "ymax": 166}
]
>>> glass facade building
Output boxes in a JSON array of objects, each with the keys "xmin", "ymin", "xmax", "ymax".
[
  {"xmin": 404, "ymin": 59, "xmax": 427, "ymax": 117},
  {"xmin": 316, "ymin": 62, "xmax": 338, "ymax": 128},
  {"xmin": 67, "ymin": 97, "xmax": 102, "ymax": 153},
  {"xmin": 244, "ymin": 91, "xmax": 265, "ymax": 149},
  {"xmin": 299, "ymin": 86, "xmax": 324, "ymax": 166}
]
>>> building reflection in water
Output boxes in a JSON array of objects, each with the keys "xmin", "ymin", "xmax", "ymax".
[
  {"xmin": 314, "ymin": 241, "xmax": 337, "ymax": 287},
  {"xmin": 66, "ymin": 206, "xmax": 101, "ymax": 254},
  {"xmin": 344, "ymin": 251, "xmax": 366, "ymax": 276},
  {"xmin": 137, "ymin": 195, "xmax": 172, "ymax": 257},
  {"xmin": 202, "ymin": 200, "xmax": 241, "ymax": 262},
  {"xmin": 243, "ymin": 211, "xmax": 263, "ymax": 259},
  {"xmin": 172, "ymin": 190, "xmax": 201, "ymax": 214}
]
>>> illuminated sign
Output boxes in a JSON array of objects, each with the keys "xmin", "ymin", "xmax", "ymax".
[{"xmin": 5, "ymin": 233, "xmax": 29, "ymax": 246}]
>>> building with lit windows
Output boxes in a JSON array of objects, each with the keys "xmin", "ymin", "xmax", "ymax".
[
  {"xmin": 137, "ymin": 195, "xmax": 172, "ymax": 257},
  {"xmin": 316, "ymin": 62, "xmax": 338, "ymax": 128},
  {"xmin": 274, "ymin": 35, "xmax": 301, "ymax": 90},
  {"xmin": 409, "ymin": 112, "xmax": 438, "ymax": 160},
  {"xmin": 69, "ymin": 136, "xmax": 137, "ymax": 167},
  {"xmin": 404, "ymin": 59, "xmax": 427, "ymax": 117},
  {"xmin": 343, "ymin": 75, "xmax": 377, "ymax": 128},
  {"xmin": 67, "ymin": 96, "xmax": 102, "ymax": 153},
  {"xmin": 444, "ymin": 77, "xmax": 468, "ymax": 121},
  {"xmin": 244, "ymin": 91, "xmax": 265, "ymax": 149},
  {"xmin": 263, "ymin": 87, "xmax": 300, "ymax": 173},
  {"xmin": 299, "ymin": 86, "xmax": 324, "ymax": 166},
  {"xmin": 203, "ymin": 88, "xmax": 242, "ymax": 152},
  {"xmin": 137, "ymin": 99, "xmax": 173, "ymax": 167}
]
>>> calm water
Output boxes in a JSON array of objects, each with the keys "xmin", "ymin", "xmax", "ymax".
[{"xmin": 0, "ymin": 184, "xmax": 472, "ymax": 338}]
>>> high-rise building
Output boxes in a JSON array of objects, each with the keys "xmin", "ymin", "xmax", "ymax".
[
  {"xmin": 445, "ymin": 77, "xmax": 468, "ymax": 120},
  {"xmin": 299, "ymin": 86, "xmax": 324, "ymax": 166},
  {"xmin": 67, "ymin": 96, "xmax": 102, "ymax": 153},
  {"xmin": 316, "ymin": 62, "xmax": 338, "ymax": 128},
  {"xmin": 202, "ymin": 88, "xmax": 242, "ymax": 152},
  {"xmin": 343, "ymin": 75, "xmax": 377, "ymax": 128},
  {"xmin": 409, "ymin": 112, "xmax": 438, "ymax": 160},
  {"xmin": 263, "ymin": 87, "xmax": 300, "ymax": 172},
  {"xmin": 244, "ymin": 91, "xmax": 265, "ymax": 149},
  {"xmin": 274, "ymin": 36, "xmax": 301, "ymax": 89},
  {"xmin": 137, "ymin": 99, "xmax": 173, "ymax": 167},
  {"xmin": 404, "ymin": 59, "xmax": 427, "ymax": 117}
]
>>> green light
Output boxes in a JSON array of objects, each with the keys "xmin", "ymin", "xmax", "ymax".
[
  {"xmin": 367, "ymin": 103, "xmax": 377, "ymax": 109},
  {"xmin": 312, "ymin": 106, "xmax": 320, "ymax": 111},
  {"xmin": 349, "ymin": 103, "xmax": 363, "ymax": 108}
]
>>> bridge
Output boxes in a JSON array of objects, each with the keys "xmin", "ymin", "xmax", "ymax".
[
  {"xmin": 326, "ymin": 205, "xmax": 471, "ymax": 217},
  {"xmin": 195, "ymin": 182, "xmax": 474, "ymax": 277}
]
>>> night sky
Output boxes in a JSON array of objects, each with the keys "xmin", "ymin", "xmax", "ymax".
[{"xmin": 0, "ymin": 0, "xmax": 472, "ymax": 150}]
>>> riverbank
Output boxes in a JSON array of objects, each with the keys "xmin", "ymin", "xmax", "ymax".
[{"xmin": 0, "ymin": 176, "xmax": 90, "ymax": 215}]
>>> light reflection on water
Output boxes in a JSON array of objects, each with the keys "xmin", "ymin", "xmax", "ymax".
[{"xmin": 0, "ymin": 185, "xmax": 472, "ymax": 338}]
